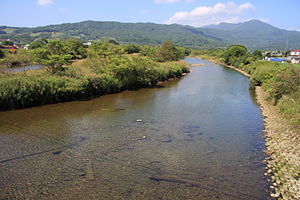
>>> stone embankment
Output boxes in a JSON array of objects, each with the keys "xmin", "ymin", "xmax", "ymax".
[{"xmin": 256, "ymin": 87, "xmax": 300, "ymax": 200}]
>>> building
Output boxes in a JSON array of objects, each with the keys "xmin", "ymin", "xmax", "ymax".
[
  {"xmin": 0, "ymin": 45, "xmax": 17, "ymax": 53},
  {"xmin": 287, "ymin": 49, "xmax": 300, "ymax": 64},
  {"xmin": 288, "ymin": 49, "xmax": 300, "ymax": 57}
]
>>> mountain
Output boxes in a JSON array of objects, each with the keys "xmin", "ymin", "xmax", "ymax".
[
  {"xmin": 1, "ymin": 20, "xmax": 300, "ymax": 50},
  {"xmin": 201, "ymin": 20, "xmax": 300, "ymax": 50},
  {"xmin": 0, "ymin": 21, "xmax": 228, "ymax": 49}
]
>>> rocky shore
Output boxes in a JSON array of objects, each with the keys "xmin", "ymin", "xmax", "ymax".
[{"xmin": 256, "ymin": 87, "xmax": 300, "ymax": 200}]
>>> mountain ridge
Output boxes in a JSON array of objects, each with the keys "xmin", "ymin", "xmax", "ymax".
[{"xmin": 1, "ymin": 20, "xmax": 299, "ymax": 50}]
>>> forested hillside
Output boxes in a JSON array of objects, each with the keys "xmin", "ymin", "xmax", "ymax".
[{"xmin": 1, "ymin": 20, "xmax": 300, "ymax": 50}]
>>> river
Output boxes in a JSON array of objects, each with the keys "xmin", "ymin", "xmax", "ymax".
[{"xmin": 0, "ymin": 58, "xmax": 271, "ymax": 199}]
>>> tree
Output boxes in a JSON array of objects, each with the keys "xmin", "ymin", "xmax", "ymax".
[
  {"xmin": 32, "ymin": 40, "xmax": 71, "ymax": 74},
  {"xmin": 45, "ymin": 40, "xmax": 66, "ymax": 55},
  {"xmin": 89, "ymin": 41, "xmax": 124, "ymax": 58},
  {"xmin": 140, "ymin": 46, "xmax": 158, "ymax": 57},
  {"xmin": 29, "ymin": 38, "xmax": 48, "ymax": 49},
  {"xmin": 124, "ymin": 44, "xmax": 141, "ymax": 54},
  {"xmin": 1, "ymin": 40, "xmax": 14, "ymax": 46},
  {"xmin": 252, "ymin": 50, "xmax": 263, "ymax": 60},
  {"xmin": 0, "ymin": 50, "xmax": 4, "ymax": 59},
  {"xmin": 64, "ymin": 39, "xmax": 87, "ymax": 59},
  {"xmin": 156, "ymin": 41, "xmax": 185, "ymax": 62},
  {"xmin": 42, "ymin": 54, "xmax": 71, "ymax": 74},
  {"xmin": 99, "ymin": 37, "xmax": 119, "ymax": 45},
  {"xmin": 223, "ymin": 45, "xmax": 248, "ymax": 65}
]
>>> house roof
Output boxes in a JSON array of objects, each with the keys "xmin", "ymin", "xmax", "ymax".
[
  {"xmin": 8, "ymin": 48, "xmax": 17, "ymax": 52},
  {"xmin": 289, "ymin": 49, "xmax": 300, "ymax": 52}
]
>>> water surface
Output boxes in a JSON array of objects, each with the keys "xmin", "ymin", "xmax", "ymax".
[
  {"xmin": 0, "ymin": 58, "xmax": 270, "ymax": 199},
  {"xmin": 5, "ymin": 65, "xmax": 45, "ymax": 72}
]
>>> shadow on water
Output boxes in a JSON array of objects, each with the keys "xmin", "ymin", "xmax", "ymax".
[{"xmin": 0, "ymin": 57, "xmax": 271, "ymax": 199}]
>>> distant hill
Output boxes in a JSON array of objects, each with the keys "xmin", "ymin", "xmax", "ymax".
[
  {"xmin": 1, "ymin": 20, "xmax": 300, "ymax": 50},
  {"xmin": 201, "ymin": 20, "xmax": 300, "ymax": 50}
]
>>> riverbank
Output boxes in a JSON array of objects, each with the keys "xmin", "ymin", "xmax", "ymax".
[
  {"xmin": 0, "ymin": 57, "xmax": 189, "ymax": 111},
  {"xmin": 196, "ymin": 55, "xmax": 300, "ymax": 200},
  {"xmin": 256, "ymin": 87, "xmax": 300, "ymax": 200}
]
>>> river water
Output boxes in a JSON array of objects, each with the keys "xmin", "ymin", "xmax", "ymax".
[{"xmin": 0, "ymin": 58, "xmax": 271, "ymax": 199}]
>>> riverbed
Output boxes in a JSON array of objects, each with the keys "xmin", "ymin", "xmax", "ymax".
[{"xmin": 0, "ymin": 58, "xmax": 271, "ymax": 199}]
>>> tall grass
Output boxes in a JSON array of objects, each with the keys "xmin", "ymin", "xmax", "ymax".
[{"xmin": 0, "ymin": 56, "xmax": 189, "ymax": 110}]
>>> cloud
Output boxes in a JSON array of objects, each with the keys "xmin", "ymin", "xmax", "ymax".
[
  {"xmin": 155, "ymin": 0, "xmax": 195, "ymax": 4},
  {"xmin": 165, "ymin": 2, "xmax": 255, "ymax": 27},
  {"xmin": 37, "ymin": 0, "xmax": 53, "ymax": 6}
]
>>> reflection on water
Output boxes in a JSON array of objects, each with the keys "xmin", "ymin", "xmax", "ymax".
[{"xmin": 0, "ymin": 58, "xmax": 271, "ymax": 199}]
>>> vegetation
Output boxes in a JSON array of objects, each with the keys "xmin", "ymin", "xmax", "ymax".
[
  {"xmin": 1, "ymin": 20, "xmax": 300, "ymax": 50},
  {"xmin": 140, "ymin": 41, "xmax": 190, "ymax": 62},
  {"xmin": 193, "ymin": 47, "xmax": 300, "ymax": 126},
  {"xmin": 0, "ymin": 40, "xmax": 190, "ymax": 110},
  {"xmin": 0, "ymin": 49, "xmax": 35, "ymax": 68}
]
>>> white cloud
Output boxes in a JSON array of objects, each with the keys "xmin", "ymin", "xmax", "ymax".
[
  {"xmin": 245, "ymin": 18, "xmax": 269, "ymax": 23},
  {"xmin": 37, "ymin": 0, "xmax": 53, "ymax": 6},
  {"xmin": 155, "ymin": 0, "xmax": 195, "ymax": 4},
  {"xmin": 165, "ymin": 2, "xmax": 255, "ymax": 27}
]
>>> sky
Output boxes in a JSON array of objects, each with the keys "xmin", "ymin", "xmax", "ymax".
[{"xmin": 1, "ymin": 0, "xmax": 299, "ymax": 31}]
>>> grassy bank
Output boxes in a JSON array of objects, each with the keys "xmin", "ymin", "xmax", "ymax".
[
  {"xmin": 0, "ymin": 56, "xmax": 189, "ymax": 110},
  {"xmin": 192, "ymin": 49, "xmax": 300, "ymax": 200}
]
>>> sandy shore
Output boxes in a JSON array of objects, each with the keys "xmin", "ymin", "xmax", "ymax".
[{"xmin": 256, "ymin": 87, "xmax": 300, "ymax": 199}]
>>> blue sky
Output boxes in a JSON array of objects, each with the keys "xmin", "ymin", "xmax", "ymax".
[{"xmin": 1, "ymin": 0, "xmax": 299, "ymax": 30}]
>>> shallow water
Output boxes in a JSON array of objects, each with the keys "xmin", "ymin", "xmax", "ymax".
[
  {"xmin": 0, "ymin": 58, "xmax": 271, "ymax": 199},
  {"xmin": 6, "ymin": 65, "xmax": 45, "ymax": 72}
]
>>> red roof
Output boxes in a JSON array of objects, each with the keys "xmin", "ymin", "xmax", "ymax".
[
  {"xmin": 289, "ymin": 49, "xmax": 300, "ymax": 52},
  {"xmin": 8, "ymin": 49, "xmax": 17, "ymax": 52}
]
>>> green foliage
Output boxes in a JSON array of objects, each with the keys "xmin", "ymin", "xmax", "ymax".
[
  {"xmin": 0, "ymin": 49, "xmax": 4, "ymax": 59},
  {"xmin": 249, "ymin": 61, "xmax": 285, "ymax": 86},
  {"xmin": 140, "ymin": 41, "xmax": 190, "ymax": 62},
  {"xmin": 1, "ymin": 49, "xmax": 35, "ymax": 67},
  {"xmin": 3, "ymin": 20, "xmax": 300, "ymax": 50},
  {"xmin": 277, "ymin": 90, "xmax": 300, "ymax": 125},
  {"xmin": 0, "ymin": 53, "xmax": 189, "ymax": 110},
  {"xmin": 64, "ymin": 38, "xmax": 87, "ymax": 59},
  {"xmin": 266, "ymin": 66, "xmax": 300, "ymax": 103},
  {"xmin": 29, "ymin": 38, "xmax": 48, "ymax": 49},
  {"xmin": 32, "ymin": 40, "xmax": 72, "ymax": 74},
  {"xmin": 252, "ymin": 50, "xmax": 263, "ymax": 60},
  {"xmin": 223, "ymin": 45, "xmax": 247, "ymax": 65},
  {"xmin": 1, "ymin": 40, "xmax": 14, "ymax": 46},
  {"xmin": 156, "ymin": 41, "xmax": 186, "ymax": 62},
  {"xmin": 140, "ymin": 46, "xmax": 159, "ymax": 57},
  {"xmin": 45, "ymin": 40, "xmax": 66, "ymax": 55},
  {"xmin": 124, "ymin": 44, "xmax": 141, "ymax": 54},
  {"xmin": 89, "ymin": 41, "xmax": 124, "ymax": 58}
]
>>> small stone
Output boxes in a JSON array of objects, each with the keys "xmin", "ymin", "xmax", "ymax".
[
  {"xmin": 136, "ymin": 119, "xmax": 143, "ymax": 122},
  {"xmin": 267, "ymin": 169, "xmax": 272, "ymax": 174},
  {"xmin": 142, "ymin": 136, "xmax": 147, "ymax": 139},
  {"xmin": 273, "ymin": 193, "xmax": 280, "ymax": 198}
]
